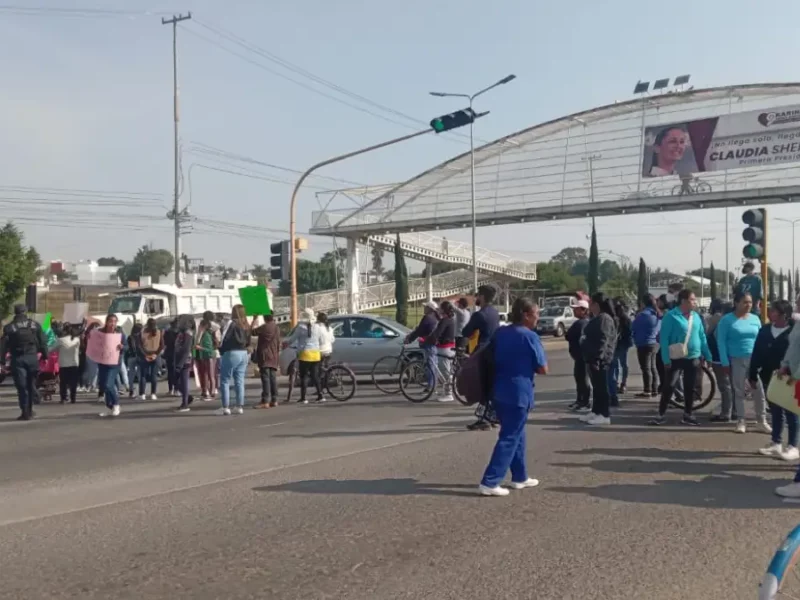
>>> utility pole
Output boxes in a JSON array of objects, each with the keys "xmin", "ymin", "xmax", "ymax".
[
  {"xmin": 700, "ymin": 237, "xmax": 714, "ymax": 309},
  {"xmin": 162, "ymin": 12, "xmax": 191, "ymax": 287}
]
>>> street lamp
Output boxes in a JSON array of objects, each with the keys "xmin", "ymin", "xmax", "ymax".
[
  {"xmin": 776, "ymin": 217, "xmax": 800, "ymax": 278},
  {"xmin": 430, "ymin": 74, "xmax": 517, "ymax": 293}
]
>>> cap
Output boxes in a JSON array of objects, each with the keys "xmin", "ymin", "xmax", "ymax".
[
  {"xmin": 13, "ymin": 304, "xmax": 27, "ymax": 316},
  {"xmin": 302, "ymin": 308, "xmax": 316, "ymax": 322},
  {"xmin": 575, "ymin": 300, "xmax": 589, "ymax": 309},
  {"xmin": 424, "ymin": 300, "xmax": 438, "ymax": 311}
]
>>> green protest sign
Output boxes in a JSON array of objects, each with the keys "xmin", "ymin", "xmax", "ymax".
[
  {"xmin": 238, "ymin": 285, "xmax": 272, "ymax": 316},
  {"xmin": 41, "ymin": 312, "xmax": 52, "ymax": 332}
]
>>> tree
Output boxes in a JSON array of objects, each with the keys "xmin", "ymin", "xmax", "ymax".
[
  {"xmin": 598, "ymin": 259, "xmax": 621, "ymax": 286},
  {"xmin": 0, "ymin": 223, "xmax": 39, "ymax": 320},
  {"xmin": 796, "ymin": 268, "xmax": 800, "ymax": 298},
  {"xmin": 710, "ymin": 262, "xmax": 717, "ymax": 300},
  {"xmin": 250, "ymin": 264, "xmax": 269, "ymax": 285},
  {"xmin": 536, "ymin": 262, "xmax": 585, "ymax": 293},
  {"xmin": 637, "ymin": 258, "xmax": 648, "ymax": 299},
  {"xmin": 394, "ymin": 233, "xmax": 408, "ymax": 326},
  {"xmin": 97, "ymin": 257, "xmax": 125, "ymax": 267},
  {"xmin": 117, "ymin": 246, "xmax": 174, "ymax": 286},
  {"xmin": 551, "ymin": 246, "xmax": 588, "ymax": 268},
  {"xmin": 371, "ymin": 244, "xmax": 384, "ymax": 282},
  {"xmin": 587, "ymin": 224, "xmax": 599, "ymax": 295}
]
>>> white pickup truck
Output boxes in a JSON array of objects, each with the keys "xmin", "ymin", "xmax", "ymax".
[{"xmin": 96, "ymin": 284, "xmax": 263, "ymax": 333}]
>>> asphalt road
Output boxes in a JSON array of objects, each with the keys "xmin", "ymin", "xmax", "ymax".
[{"xmin": 1, "ymin": 341, "xmax": 799, "ymax": 599}]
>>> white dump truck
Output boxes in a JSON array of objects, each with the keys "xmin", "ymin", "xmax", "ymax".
[{"xmin": 96, "ymin": 284, "xmax": 263, "ymax": 332}]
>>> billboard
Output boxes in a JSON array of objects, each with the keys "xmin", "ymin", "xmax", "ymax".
[{"xmin": 642, "ymin": 104, "xmax": 800, "ymax": 177}]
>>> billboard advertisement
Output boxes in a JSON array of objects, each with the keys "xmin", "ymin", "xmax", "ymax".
[{"xmin": 642, "ymin": 104, "xmax": 800, "ymax": 177}]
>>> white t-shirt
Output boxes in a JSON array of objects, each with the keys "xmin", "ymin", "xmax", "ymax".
[
  {"xmin": 57, "ymin": 336, "xmax": 80, "ymax": 368},
  {"xmin": 318, "ymin": 325, "xmax": 336, "ymax": 355},
  {"xmin": 772, "ymin": 324, "xmax": 790, "ymax": 338}
]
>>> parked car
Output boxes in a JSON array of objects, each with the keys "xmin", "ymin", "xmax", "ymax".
[
  {"xmin": 536, "ymin": 305, "xmax": 577, "ymax": 337},
  {"xmin": 278, "ymin": 314, "xmax": 420, "ymax": 375}
]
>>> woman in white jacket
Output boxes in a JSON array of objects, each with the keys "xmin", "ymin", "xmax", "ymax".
[
  {"xmin": 317, "ymin": 312, "xmax": 336, "ymax": 367},
  {"xmin": 775, "ymin": 295, "xmax": 800, "ymax": 498}
]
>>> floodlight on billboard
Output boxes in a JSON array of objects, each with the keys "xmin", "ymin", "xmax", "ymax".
[{"xmin": 641, "ymin": 104, "xmax": 800, "ymax": 178}]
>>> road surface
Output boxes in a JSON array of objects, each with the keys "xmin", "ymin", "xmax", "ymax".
[{"xmin": 0, "ymin": 343, "xmax": 797, "ymax": 599}]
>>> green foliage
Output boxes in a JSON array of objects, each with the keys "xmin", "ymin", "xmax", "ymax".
[
  {"xmin": 551, "ymin": 246, "xmax": 588, "ymax": 268},
  {"xmin": 637, "ymin": 257, "xmax": 648, "ymax": 300},
  {"xmin": 97, "ymin": 257, "xmax": 125, "ymax": 267},
  {"xmin": 0, "ymin": 223, "xmax": 39, "ymax": 320},
  {"xmin": 117, "ymin": 246, "xmax": 174, "ymax": 286},
  {"xmin": 588, "ymin": 225, "xmax": 599, "ymax": 295},
  {"xmin": 535, "ymin": 262, "xmax": 586, "ymax": 293},
  {"xmin": 394, "ymin": 233, "xmax": 408, "ymax": 326}
]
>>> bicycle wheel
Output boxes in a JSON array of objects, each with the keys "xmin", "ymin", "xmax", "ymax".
[
  {"xmin": 325, "ymin": 365, "xmax": 357, "ymax": 402},
  {"xmin": 695, "ymin": 181, "xmax": 712, "ymax": 194},
  {"xmin": 399, "ymin": 360, "xmax": 435, "ymax": 403},
  {"xmin": 668, "ymin": 363, "xmax": 716, "ymax": 410},
  {"xmin": 285, "ymin": 359, "xmax": 299, "ymax": 402},
  {"xmin": 451, "ymin": 361, "xmax": 468, "ymax": 405},
  {"xmin": 671, "ymin": 184, "xmax": 685, "ymax": 196},
  {"xmin": 371, "ymin": 355, "xmax": 404, "ymax": 395},
  {"xmin": 760, "ymin": 524, "xmax": 800, "ymax": 599}
]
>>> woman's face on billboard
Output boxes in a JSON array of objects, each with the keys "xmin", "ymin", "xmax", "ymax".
[{"xmin": 656, "ymin": 128, "xmax": 687, "ymax": 164}]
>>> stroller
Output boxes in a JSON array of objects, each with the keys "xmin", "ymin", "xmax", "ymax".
[{"xmin": 36, "ymin": 351, "xmax": 60, "ymax": 403}]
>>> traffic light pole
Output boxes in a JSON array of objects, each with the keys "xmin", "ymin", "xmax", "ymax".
[{"xmin": 289, "ymin": 128, "xmax": 432, "ymax": 325}]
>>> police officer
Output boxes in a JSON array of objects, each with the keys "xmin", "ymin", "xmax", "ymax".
[{"xmin": 0, "ymin": 304, "xmax": 47, "ymax": 421}]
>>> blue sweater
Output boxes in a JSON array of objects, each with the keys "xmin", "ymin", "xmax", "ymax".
[
  {"xmin": 659, "ymin": 307, "xmax": 712, "ymax": 365},
  {"xmin": 632, "ymin": 307, "xmax": 660, "ymax": 347},
  {"xmin": 716, "ymin": 312, "xmax": 761, "ymax": 367}
]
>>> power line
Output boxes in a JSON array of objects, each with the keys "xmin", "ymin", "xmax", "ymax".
[{"xmin": 0, "ymin": 5, "xmax": 174, "ymax": 18}]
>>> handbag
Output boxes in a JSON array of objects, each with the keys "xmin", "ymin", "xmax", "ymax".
[
  {"xmin": 668, "ymin": 311, "xmax": 693, "ymax": 360},
  {"xmin": 767, "ymin": 372, "xmax": 800, "ymax": 416}
]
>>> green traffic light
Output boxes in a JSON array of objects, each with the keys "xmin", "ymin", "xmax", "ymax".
[
  {"xmin": 432, "ymin": 119, "xmax": 445, "ymax": 132},
  {"xmin": 743, "ymin": 244, "xmax": 763, "ymax": 259}
]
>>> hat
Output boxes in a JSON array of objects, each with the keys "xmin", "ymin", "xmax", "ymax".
[
  {"xmin": 424, "ymin": 300, "xmax": 438, "ymax": 311},
  {"xmin": 575, "ymin": 300, "xmax": 589, "ymax": 309},
  {"xmin": 13, "ymin": 304, "xmax": 27, "ymax": 315},
  {"xmin": 302, "ymin": 308, "xmax": 316, "ymax": 322}
]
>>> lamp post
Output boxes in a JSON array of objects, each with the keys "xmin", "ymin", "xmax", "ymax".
[
  {"xmin": 776, "ymin": 217, "xmax": 800, "ymax": 279},
  {"xmin": 430, "ymin": 74, "xmax": 516, "ymax": 293},
  {"xmin": 700, "ymin": 237, "xmax": 714, "ymax": 308}
]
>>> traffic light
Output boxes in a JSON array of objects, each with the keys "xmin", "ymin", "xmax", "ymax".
[
  {"xmin": 270, "ymin": 240, "xmax": 290, "ymax": 281},
  {"xmin": 742, "ymin": 208, "xmax": 767, "ymax": 260},
  {"xmin": 430, "ymin": 108, "xmax": 479, "ymax": 133}
]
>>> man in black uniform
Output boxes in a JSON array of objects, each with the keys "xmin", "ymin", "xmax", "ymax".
[{"xmin": 0, "ymin": 304, "xmax": 47, "ymax": 421}]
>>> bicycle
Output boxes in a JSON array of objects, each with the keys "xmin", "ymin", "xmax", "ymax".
[
  {"xmin": 285, "ymin": 357, "xmax": 357, "ymax": 402},
  {"xmin": 760, "ymin": 523, "xmax": 800, "ymax": 599},
  {"xmin": 371, "ymin": 346, "xmax": 423, "ymax": 395},
  {"xmin": 666, "ymin": 362, "xmax": 717, "ymax": 411},
  {"xmin": 398, "ymin": 347, "xmax": 466, "ymax": 404},
  {"xmin": 671, "ymin": 175, "xmax": 712, "ymax": 196}
]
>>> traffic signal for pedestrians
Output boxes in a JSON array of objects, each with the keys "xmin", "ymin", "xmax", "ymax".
[
  {"xmin": 430, "ymin": 108, "xmax": 479, "ymax": 133},
  {"xmin": 742, "ymin": 208, "xmax": 767, "ymax": 260},
  {"xmin": 270, "ymin": 240, "xmax": 290, "ymax": 281}
]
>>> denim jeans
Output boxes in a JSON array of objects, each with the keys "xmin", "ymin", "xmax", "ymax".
[
  {"xmin": 220, "ymin": 350, "xmax": 248, "ymax": 408},
  {"xmin": 769, "ymin": 401, "xmax": 799, "ymax": 447},
  {"xmin": 118, "ymin": 360, "xmax": 129, "ymax": 390},
  {"xmin": 82, "ymin": 358, "xmax": 98, "ymax": 389},
  {"xmin": 422, "ymin": 345, "xmax": 437, "ymax": 390},
  {"xmin": 98, "ymin": 364, "xmax": 120, "ymax": 408},
  {"xmin": 138, "ymin": 360, "xmax": 158, "ymax": 396},
  {"xmin": 126, "ymin": 357, "xmax": 139, "ymax": 392},
  {"xmin": 609, "ymin": 345, "xmax": 630, "ymax": 398}
]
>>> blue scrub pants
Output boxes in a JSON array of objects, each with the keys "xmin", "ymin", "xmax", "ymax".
[{"xmin": 480, "ymin": 402, "xmax": 529, "ymax": 488}]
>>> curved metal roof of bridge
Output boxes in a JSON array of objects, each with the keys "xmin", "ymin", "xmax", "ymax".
[{"xmin": 310, "ymin": 83, "xmax": 800, "ymax": 237}]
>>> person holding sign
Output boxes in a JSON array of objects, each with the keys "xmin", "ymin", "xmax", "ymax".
[{"xmin": 88, "ymin": 314, "xmax": 126, "ymax": 418}]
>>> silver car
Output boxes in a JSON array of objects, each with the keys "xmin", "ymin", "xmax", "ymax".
[
  {"xmin": 279, "ymin": 314, "xmax": 417, "ymax": 375},
  {"xmin": 536, "ymin": 305, "xmax": 577, "ymax": 337}
]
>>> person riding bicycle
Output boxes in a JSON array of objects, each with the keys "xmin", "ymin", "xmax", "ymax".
[
  {"xmin": 404, "ymin": 301, "xmax": 440, "ymax": 394},
  {"xmin": 429, "ymin": 300, "xmax": 457, "ymax": 403}
]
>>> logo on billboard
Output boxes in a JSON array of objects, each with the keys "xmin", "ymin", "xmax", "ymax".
[{"xmin": 758, "ymin": 109, "xmax": 800, "ymax": 127}]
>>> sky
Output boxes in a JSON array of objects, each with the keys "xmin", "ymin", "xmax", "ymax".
[{"xmin": 4, "ymin": 0, "xmax": 800, "ymax": 279}]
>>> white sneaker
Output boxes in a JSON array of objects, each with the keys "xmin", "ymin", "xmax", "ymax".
[
  {"xmin": 577, "ymin": 406, "xmax": 592, "ymax": 414},
  {"xmin": 735, "ymin": 420, "xmax": 747, "ymax": 434},
  {"xmin": 437, "ymin": 394, "xmax": 454, "ymax": 403},
  {"xmin": 587, "ymin": 414, "xmax": 611, "ymax": 426},
  {"xmin": 150, "ymin": 394, "xmax": 158, "ymax": 401},
  {"xmin": 99, "ymin": 405, "xmax": 121, "ymax": 418},
  {"xmin": 757, "ymin": 420, "xmax": 773, "ymax": 434},
  {"xmin": 775, "ymin": 482, "xmax": 800, "ymax": 498},
  {"xmin": 782, "ymin": 446, "xmax": 800, "ymax": 461},
  {"xmin": 233, "ymin": 406, "xmax": 244, "ymax": 415},
  {"xmin": 215, "ymin": 407, "xmax": 231, "ymax": 416},
  {"xmin": 139, "ymin": 394, "xmax": 146, "ymax": 400},
  {"xmin": 509, "ymin": 478, "xmax": 540, "ymax": 490},
  {"xmin": 478, "ymin": 484, "xmax": 510, "ymax": 497},
  {"xmin": 759, "ymin": 443, "xmax": 783, "ymax": 456},
  {"xmin": 579, "ymin": 412, "xmax": 595, "ymax": 423}
]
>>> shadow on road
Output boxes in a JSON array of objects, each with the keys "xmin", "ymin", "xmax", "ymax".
[
  {"xmin": 253, "ymin": 478, "xmax": 478, "ymax": 498},
  {"xmin": 558, "ymin": 447, "xmax": 756, "ymax": 461},
  {"xmin": 550, "ymin": 473, "xmax": 792, "ymax": 509}
]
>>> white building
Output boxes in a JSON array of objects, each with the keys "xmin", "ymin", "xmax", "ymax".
[{"xmin": 73, "ymin": 261, "xmax": 120, "ymax": 287}]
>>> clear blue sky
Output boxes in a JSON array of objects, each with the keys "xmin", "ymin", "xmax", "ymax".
[{"xmin": 4, "ymin": 0, "xmax": 800, "ymax": 277}]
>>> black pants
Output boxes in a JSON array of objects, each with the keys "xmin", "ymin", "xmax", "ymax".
[
  {"xmin": 164, "ymin": 357, "xmax": 175, "ymax": 392},
  {"xmin": 656, "ymin": 352, "xmax": 665, "ymax": 393},
  {"xmin": 59, "ymin": 366, "xmax": 80, "ymax": 402},
  {"xmin": 658, "ymin": 358, "xmax": 699, "ymax": 415},
  {"xmin": 573, "ymin": 359, "xmax": 591, "ymax": 407},
  {"xmin": 589, "ymin": 366, "xmax": 610, "ymax": 418},
  {"xmin": 298, "ymin": 360, "xmax": 322, "ymax": 401},
  {"xmin": 636, "ymin": 345, "xmax": 659, "ymax": 394},
  {"xmin": 11, "ymin": 355, "xmax": 38, "ymax": 416},
  {"xmin": 260, "ymin": 366, "xmax": 278, "ymax": 403}
]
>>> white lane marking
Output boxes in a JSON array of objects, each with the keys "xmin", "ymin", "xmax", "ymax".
[
  {"xmin": 0, "ymin": 431, "xmax": 459, "ymax": 528},
  {"xmin": 257, "ymin": 421, "xmax": 289, "ymax": 429}
]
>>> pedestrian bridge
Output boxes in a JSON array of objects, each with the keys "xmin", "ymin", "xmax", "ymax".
[{"xmin": 310, "ymin": 83, "xmax": 800, "ymax": 236}]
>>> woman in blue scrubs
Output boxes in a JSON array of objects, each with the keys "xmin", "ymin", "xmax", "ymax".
[{"xmin": 479, "ymin": 297, "xmax": 548, "ymax": 497}]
